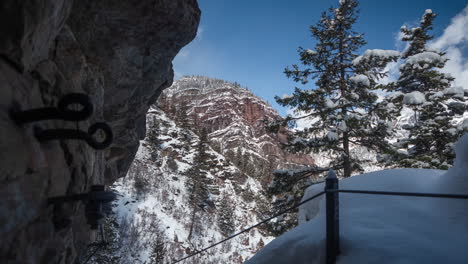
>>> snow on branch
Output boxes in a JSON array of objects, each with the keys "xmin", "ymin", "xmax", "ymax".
[
  {"xmin": 443, "ymin": 86, "xmax": 465, "ymax": 99},
  {"xmin": 353, "ymin": 49, "xmax": 400, "ymax": 66},
  {"xmin": 402, "ymin": 91, "xmax": 426, "ymax": 105},
  {"xmin": 349, "ymin": 74, "xmax": 370, "ymax": 87},
  {"xmin": 400, "ymin": 51, "xmax": 446, "ymax": 70}
]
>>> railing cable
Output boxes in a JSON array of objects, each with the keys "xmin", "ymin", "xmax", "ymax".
[
  {"xmin": 334, "ymin": 189, "xmax": 468, "ymax": 199},
  {"xmin": 171, "ymin": 191, "xmax": 326, "ymax": 264},
  {"xmin": 171, "ymin": 186, "xmax": 468, "ymax": 263}
]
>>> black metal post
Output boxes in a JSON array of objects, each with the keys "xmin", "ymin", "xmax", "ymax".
[{"xmin": 325, "ymin": 169, "xmax": 339, "ymax": 264}]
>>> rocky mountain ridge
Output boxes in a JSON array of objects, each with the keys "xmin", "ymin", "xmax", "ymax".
[{"xmin": 158, "ymin": 76, "xmax": 315, "ymax": 185}]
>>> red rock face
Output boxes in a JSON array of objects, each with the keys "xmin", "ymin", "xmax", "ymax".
[{"xmin": 158, "ymin": 76, "xmax": 314, "ymax": 184}]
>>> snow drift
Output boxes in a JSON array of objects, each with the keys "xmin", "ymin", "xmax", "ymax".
[{"xmin": 247, "ymin": 134, "xmax": 468, "ymax": 264}]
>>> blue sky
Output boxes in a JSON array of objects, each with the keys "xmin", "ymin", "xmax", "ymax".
[{"xmin": 173, "ymin": 0, "xmax": 468, "ymax": 116}]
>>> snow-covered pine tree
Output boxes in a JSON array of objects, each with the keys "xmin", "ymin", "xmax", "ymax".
[
  {"xmin": 177, "ymin": 104, "xmax": 191, "ymax": 130},
  {"xmin": 185, "ymin": 128, "xmax": 211, "ymax": 240},
  {"xmin": 275, "ymin": 0, "xmax": 399, "ymax": 177},
  {"xmin": 217, "ymin": 192, "xmax": 236, "ymax": 236},
  {"xmin": 147, "ymin": 115, "xmax": 161, "ymax": 162},
  {"xmin": 385, "ymin": 10, "xmax": 467, "ymax": 169},
  {"xmin": 81, "ymin": 214, "xmax": 121, "ymax": 264},
  {"xmin": 148, "ymin": 229, "xmax": 167, "ymax": 264}
]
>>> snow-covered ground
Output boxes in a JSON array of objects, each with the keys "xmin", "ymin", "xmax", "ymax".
[
  {"xmin": 247, "ymin": 134, "xmax": 468, "ymax": 264},
  {"xmin": 106, "ymin": 107, "xmax": 272, "ymax": 264}
]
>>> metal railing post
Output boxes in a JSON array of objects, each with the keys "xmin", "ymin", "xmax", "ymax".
[{"xmin": 325, "ymin": 169, "xmax": 339, "ymax": 264}]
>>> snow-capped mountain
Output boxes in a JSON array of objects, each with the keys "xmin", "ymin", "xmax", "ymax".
[{"xmin": 158, "ymin": 76, "xmax": 315, "ymax": 185}]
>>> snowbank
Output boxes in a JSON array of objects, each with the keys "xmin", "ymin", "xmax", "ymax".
[{"xmin": 247, "ymin": 134, "xmax": 468, "ymax": 264}]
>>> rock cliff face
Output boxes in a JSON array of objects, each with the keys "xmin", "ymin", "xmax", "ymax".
[
  {"xmin": 158, "ymin": 76, "xmax": 314, "ymax": 185},
  {"xmin": 0, "ymin": 1, "xmax": 200, "ymax": 263}
]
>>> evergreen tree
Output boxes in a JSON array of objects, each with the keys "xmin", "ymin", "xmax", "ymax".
[
  {"xmin": 235, "ymin": 147, "xmax": 243, "ymax": 168},
  {"xmin": 148, "ymin": 230, "xmax": 167, "ymax": 264},
  {"xmin": 80, "ymin": 215, "xmax": 121, "ymax": 264},
  {"xmin": 275, "ymin": 0, "xmax": 399, "ymax": 177},
  {"xmin": 264, "ymin": 166, "xmax": 326, "ymax": 235},
  {"xmin": 217, "ymin": 193, "xmax": 236, "ymax": 236},
  {"xmin": 185, "ymin": 128, "xmax": 212, "ymax": 240},
  {"xmin": 176, "ymin": 104, "xmax": 193, "ymax": 147},
  {"xmin": 385, "ymin": 10, "xmax": 467, "ymax": 169},
  {"xmin": 256, "ymin": 239, "xmax": 265, "ymax": 251},
  {"xmin": 177, "ymin": 104, "xmax": 191, "ymax": 130},
  {"xmin": 147, "ymin": 116, "xmax": 161, "ymax": 162}
]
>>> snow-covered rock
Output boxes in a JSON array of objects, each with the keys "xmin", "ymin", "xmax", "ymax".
[{"xmin": 247, "ymin": 134, "xmax": 468, "ymax": 264}]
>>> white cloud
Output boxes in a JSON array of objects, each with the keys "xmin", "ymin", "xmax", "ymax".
[
  {"xmin": 195, "ymin": 26, "xmax": 205, "ymax": 41},
  {"xmin": 431, "ymin": 6, "xmax": 468, "ymax": 50},
  {"xmin": 441, "ymin": 47, "xmax": 468, "ymax": 89},
  {"xmin": 429, "ymin": 5, "xmax": 468, "ymax": 90}
]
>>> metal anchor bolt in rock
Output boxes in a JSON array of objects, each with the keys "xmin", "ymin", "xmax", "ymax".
[
  {"xmin": 10, "ymin": 93, "xmax": 94, "ymax": 124},
  {"xmin": 35, "ymin": 122, "xmax": 114, "ymax": 150}
]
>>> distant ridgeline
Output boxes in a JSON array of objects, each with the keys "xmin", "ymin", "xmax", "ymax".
[{"xmin": 177, "ymin": 75, "xmax": 246, "ymax": 90}]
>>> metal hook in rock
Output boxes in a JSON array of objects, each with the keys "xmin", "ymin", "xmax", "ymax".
[
  {"xmin": 10, "ymin": 93, "xmax": 94, "ymax": 124},
  {"xmin": 35, "ymin": 122, "xmax": 113, "ymax": 150}
]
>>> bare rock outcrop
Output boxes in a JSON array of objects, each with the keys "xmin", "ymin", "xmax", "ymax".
[{"xmin": 0, "ymin": 0, "xmax": 200, "ymax": 263}]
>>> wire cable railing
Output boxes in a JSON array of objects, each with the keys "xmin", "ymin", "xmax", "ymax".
[
  {"xmin": 170, "ymin": 169, "xmax": 468, "ymax": 264},
  {"xmin": 171, "ymin": 191, "xmax": 326, "ymax": 264},
  {"xmin": 334, "ymin": 189, "xmax": 468, "ymax": 199}
]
